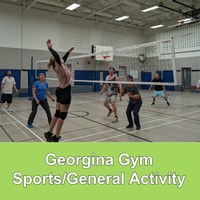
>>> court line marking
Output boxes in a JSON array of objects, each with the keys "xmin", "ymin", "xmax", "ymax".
[
  {"xmin": 91, "ymin": 114, "xmax": 200, "ymax": 143},
  {"xmin": 2, "ymin": 109, "xmax": 45, "ymax": 142},
  {"xmin": 72, "ymin": 98, "xmax": 200, "ymax": 125},
  {"xmin": 6, "ymin": 94, "xmax": 198, "ymax": 142},
  {"xmin": 4, "ymin": 114, "xmax": 33, "ymax": 141},
  {"xmin": 139, "ymin": 111, "xmax": 200, "ymax": 127},
  {"xmin": 61, "ymin": 117, "xmax": 160, "ymax": 142},
  {"xmin": 18, "ymin": 116, "xmax": 150, "ymax": 142},
  {"xmin": 141, "ymin": 96, "xmax": 199, "ymax": 107},
  {"xmin": 169, "ymin": 124, "xmax": 199, "ymax": 133},
  {"xmin": 81, "ymin": 97, "xmax": 200, "ymax": 122},
  {"xmin": 17, "ymin": 114, "xmax": 163, "ymax": 142},
  {"xmin": 13, "ymin": 111, "xmax": 46, "ymax": 132},
  {"xmin": 73, "ymin": 98, "xmax": 189, "ymax": 116},
  {"xmin": 0, "ymin": 122, "xmax": 18, "ymax": 126},
  {"xmin": 0, "ymin": 125, "xmax": 14, "ymax": 142},
  {"xmin": 64, "ymin": 112, "xmax": 153, "ymax": 142},
  {"xmin": 137, "ymin": 112, "xmax": 199, "ymax": 136},
  {"xmin": 13, "ymin": 99, "xmax": 198, "ymax": 143},
  {"xmin": 61, "ymin": 110, "xmax": 199, "ymax": 142}
]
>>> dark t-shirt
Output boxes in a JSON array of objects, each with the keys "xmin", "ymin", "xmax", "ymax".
[
  {"xmin": 152, "ymin": 78, "xmax": 163, "ymax": 91},
  {"xmin": 124, "ymin": 85, "xmax": 142, "ymax": 103}
]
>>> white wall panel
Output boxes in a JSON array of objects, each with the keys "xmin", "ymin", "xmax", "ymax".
[{"xmin": 0, "ymin": 2, "xmax": 22, "ymax": 48}]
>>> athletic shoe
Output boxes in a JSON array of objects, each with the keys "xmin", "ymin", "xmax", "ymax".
[
  {"xmin": 107, "ymin": 109, "xmax": 113, "ymax": 116},
  {"xmin": 27, "ymin": 124, "xmax": 33, "ymax": 128},
  {"xmin": 112, "ymin": 117, "xmax": 118, "ymax": 122},
  {"xmin": 120, "ymin": 99, "xmax": 122, "ymax": 101},
  {"xmin": 6, "ymin": 108, "xmax": 13, "ymax": 112},
  {"xmin": 52, "ymin": 135, "xmax": 61, "ymax": 142},
  {"xmin": 44, "ymin": 131, "xmax": 53, "ymax": 142},
  {"xmin": 136, "ymin": 127, "xmax": 141, "ymax": 130},
  {"xmin": 151, "ymin": 102, "xmax": 155, "ymax": 105},
  {"xmin": 0, "ymin": 110, "xmax": 3, "ymax": 114},
  {"xmin": 167, "ymin": 102, "xmax": 170, "ymax": 106},
  {"xmin": 126, "ymin": 125, "xmax": 133, "ymax": 128}
]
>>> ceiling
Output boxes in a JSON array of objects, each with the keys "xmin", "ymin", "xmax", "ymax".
[{"xmin": 1, "ymin": 0, "xmax": 200, "ymax": 30}]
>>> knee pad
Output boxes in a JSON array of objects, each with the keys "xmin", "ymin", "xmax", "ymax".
[
  {"xmin": 54, "ymin": 110, "xmax": 60, "ymax": 118},
  {"xmin": 59, "ymin": 112, "xmax": 68, "ymax": 120}
]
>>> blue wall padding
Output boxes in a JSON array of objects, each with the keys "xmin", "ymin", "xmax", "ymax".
[
  {"xmin": 163, "ymin": 70, "xmax": 174, "ymax": 91},
  {"xmin": 94, "ymin": 71, "xmax": 100, "ymax": 91},
  {"xmin": 74, "ymin": 70, "xmax": 93, "ymax": 85},
  {"xmin": 156, "ymin": 71, "xmax": 162, "ymax": 78},
  {"xmin": 28, "ymin": 70, "xmax": 46, "ymax": 96},
  {"xmin": 0, "ymin": 70, "xmax": 20, "ymax": 89},
  {"xmin": 141, "ymin": 71, "xmax": 151, "ymax": 89},
  {"xmin": 103, "ymin": 71, "xmax": 109, "ymax": 82}
]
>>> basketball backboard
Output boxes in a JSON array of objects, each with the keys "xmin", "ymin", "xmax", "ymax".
[{"xmin": 95, "ymin": 45, "xmax": 113, "ymax": 61}]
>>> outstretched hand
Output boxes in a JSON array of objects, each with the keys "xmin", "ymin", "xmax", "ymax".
[
  {"xmin": 68, "ymin": 47, "xmax": 75, "ymax": 53},
  {"xmin": 46, "ymin": 39, "xmax": 53, "ymax": 48}
]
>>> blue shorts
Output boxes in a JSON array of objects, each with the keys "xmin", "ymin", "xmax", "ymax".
[
  {"xmin": 154, "ymin": 90, "xmax": 165, "ymax": 98},
  {"xmin": 0, "ymin": 94, "xmax": 12, "ymax": 103}
]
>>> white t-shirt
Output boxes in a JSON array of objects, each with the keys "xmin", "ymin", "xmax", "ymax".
[
  {"xmin": 1, "ymin": 76, "xmax": 16, "ymax": 94},
  {"xmin": 197, "ymin": 79, "xmax": 200, "ymax": 91}
]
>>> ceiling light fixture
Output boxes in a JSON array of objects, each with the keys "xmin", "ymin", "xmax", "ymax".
[
  {"xmin": 178, "ymin": 18, "xmax": 192, "ymax": 22},
  {"xmin": 115, "ymin": 16, "xmax": 129, "ymax": 21},
  {"xmin": 66, "ymin": 3, "xmax": 80, "ymax": 10},
  {"xmin": 150, "ymin": 24, "xmax": 164, "ymax": 29},
  {"xmin": 142, "ymin": 6, "xmax": 159, "ymax": 12}
]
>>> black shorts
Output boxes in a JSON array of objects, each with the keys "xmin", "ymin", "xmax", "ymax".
[
  {"xmin": 0, "ymin": 94, "xmax": 12, "ymax": 103},
  {"xmin": 56, "ymin": 85, "xmax": 71, "ymax": 105}
]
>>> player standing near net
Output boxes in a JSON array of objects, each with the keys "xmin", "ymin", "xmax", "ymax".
[
  {"xmin": 0, "ymin": 71, "xmax": 18, "ymax": 114},
  {"xmin": 149, "ymin": 73, "xmax": 170, "ymax": 106},
  {"xmin": 27, "ymin": 73, "xmax": 55, "ymax": 128},
  {"xmin": 44, "ymin": 39, "xmax": 74, "ymax": 142},
  {"xmin": 100, "ymin": 67, "xmax": 122, "ymax": 122},
  {"xmin": 120, "ymin": 75, "xmax": 142, "ymax": 130}
]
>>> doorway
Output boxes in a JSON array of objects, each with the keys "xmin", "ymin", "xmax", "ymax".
[{"xmin": 182, "ymin": 68, "xmax": 191, "ymax": 92}]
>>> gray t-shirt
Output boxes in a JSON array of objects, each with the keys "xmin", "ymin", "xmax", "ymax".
[
  {"xmin": 2, "ymin": 76, "xmax": 16, "ymax": 94},
  {"xmin": 124, "ymin": 84, "xmax": 142, "ymax": 103}
]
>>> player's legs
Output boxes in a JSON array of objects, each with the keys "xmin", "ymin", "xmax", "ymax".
[
  {"xmin": 126, "ymin": 102, "xmax": 134, "ymax": 128},
  {"xmin": 133, "ymin": 101, "xmax": 142, "ymax": 130},
  {"xmin": 104, "ymin": 96, "xmax": 113, "ymax": 116}
]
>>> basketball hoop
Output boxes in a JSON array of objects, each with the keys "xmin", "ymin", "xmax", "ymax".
[
  {"xmin": 178, "ymin": 13, "xmax": 186, "ymax": 25},
  {"xmin": 102, "ymin": 51, "xmax": 110, "ymax": 60}
]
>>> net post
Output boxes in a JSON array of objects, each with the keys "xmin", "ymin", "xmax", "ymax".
[
  {"xmin": 35, "ymin": 61, "xmax": 38, "ymax": 79},
  {"xmin": 171, "ymin": 37, "xmax": 177, "ymax": 85},
  {"xmin": 29, "ymin": 56, "xmax": 34, "ymax": 101}
]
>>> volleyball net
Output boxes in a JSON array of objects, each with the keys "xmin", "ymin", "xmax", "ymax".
[{"xmin": 35, "ymin": 38, "xmax": 177, "ymax": 86}]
